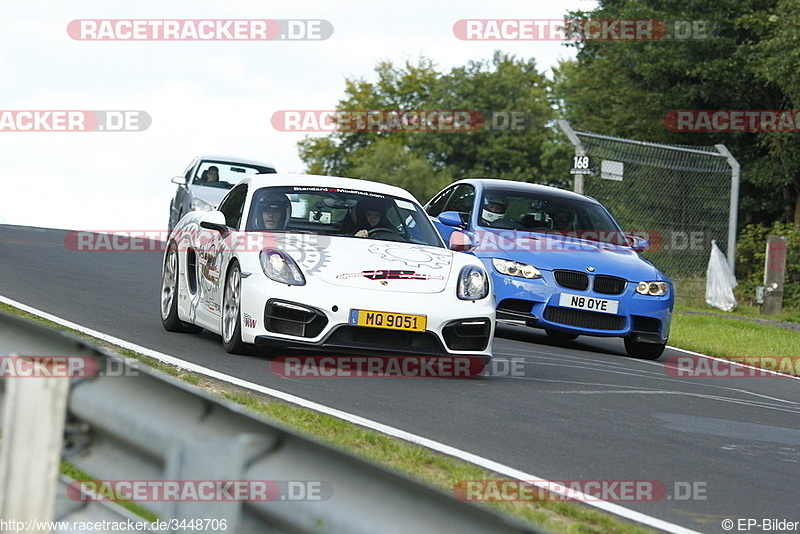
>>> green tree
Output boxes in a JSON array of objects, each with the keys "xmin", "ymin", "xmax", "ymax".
[
  {"xmin": 349, "ymin": 138, "xmax": 452, "ymax": 201},
  {"xmin": 418, "ymin": 52, "xmax": 565, "ymax": 182},
  {"xmin": 298, "ymin": 53, "xmax": 569, "ymax": 202},
  {"xmin": 553, "ymin": 0, "xmax": 800, "ymax": 226},
  {"xmin": 297, "ymin": 58, "xmax": 441, "ymax": 182},
  {"xmin": 742, "ymin": 0, "xmax": 800, "ymax": 225}
]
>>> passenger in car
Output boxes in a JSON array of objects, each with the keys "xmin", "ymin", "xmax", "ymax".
[{"xmin": 548, "ymin": 205, "xmax": 577, "ymax": 231}]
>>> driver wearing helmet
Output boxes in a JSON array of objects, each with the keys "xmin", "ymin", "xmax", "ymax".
[
  {"xmin": 480, "ymin": 194, "xmax": 508, "ymax": 226},
  {"xmin": 253, "ymin": 192, "xmax": 290, "ymax": 230},
  {"xmin": 353, "ymin": 199, "xmax": 388, "ymax": 238}
]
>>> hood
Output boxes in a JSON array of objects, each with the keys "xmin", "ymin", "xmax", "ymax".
[
  {"xmin": 472, "ymin": 229, "xmax": 662, "ymax": 280},
  {"xmin": 276, "ymin": 236, "xmax": 455, "ymax": 293}
]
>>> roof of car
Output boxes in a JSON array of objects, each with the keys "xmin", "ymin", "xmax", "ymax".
[
  {"xmin": 450, "ymin": 178, "xmax": 598, "ymax": 203},
  {"xmin": 197, "ymin": 154, "xmax": 276, "ymax": 169},
  {"xmin": 243, "ymin": 173, "xmax": 420, "ymax": 202}
]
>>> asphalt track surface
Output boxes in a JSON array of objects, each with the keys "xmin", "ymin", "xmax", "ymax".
[{"xmin": 1, "ymin": 224, "xmax": 798, "ymax": 533}]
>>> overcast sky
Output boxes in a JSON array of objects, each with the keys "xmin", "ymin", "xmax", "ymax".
[{"xmin": 0, "ymin": 0, "xmax": 597, "ymax": 231}]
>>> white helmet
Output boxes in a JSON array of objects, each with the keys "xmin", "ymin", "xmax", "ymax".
[{"xmin": 481, "ymin": 194, "xmax": 507, "ymax": 223}]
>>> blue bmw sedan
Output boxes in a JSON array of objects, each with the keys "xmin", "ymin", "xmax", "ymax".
[{"xmin": 425, "ymin": 179, "xmax": 673, "ymax": 359}]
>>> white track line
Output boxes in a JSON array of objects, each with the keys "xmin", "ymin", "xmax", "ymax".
[{"xmin": 2, "ymin": 295, "xmax": 708, "ymax": 534}]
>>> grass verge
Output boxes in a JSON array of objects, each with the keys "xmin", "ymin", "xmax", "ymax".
[
  {"xmin": 676, "ymin": 303, "xmax": 800, "ymax": 324},
  {"xmin": 670, "ymin": 311, "xmax": 800, "ymax": 376}
]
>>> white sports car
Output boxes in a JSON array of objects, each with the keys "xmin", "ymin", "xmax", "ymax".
[{"xmin": 160, "ymin": 174, "xmax": 494, "ymax": 367}]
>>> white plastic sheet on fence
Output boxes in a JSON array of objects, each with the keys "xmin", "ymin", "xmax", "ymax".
[{"xmin": 706, "ymin": 240, "xmax": 737, "ymax": 311}]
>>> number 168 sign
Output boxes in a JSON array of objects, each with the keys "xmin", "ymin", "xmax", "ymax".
[{"xmin": 570, "ymin": 155, "xmax": 594, "ymax": 175}]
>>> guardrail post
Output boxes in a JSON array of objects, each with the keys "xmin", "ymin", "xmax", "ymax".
[
  {"xmin": 163, "ymin": 435, "xmax": 277, "ymax": 532},
  {"xmin": 0, "ymin": 357, "xmax": 70, "ymax": 533}
]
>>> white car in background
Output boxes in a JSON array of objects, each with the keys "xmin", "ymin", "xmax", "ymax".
[
  {"xmin": 168, "ymin": 155, "xmax": 276, "ymax": 231},
  {"xmin": 160, "ymin": 174, "xmax": 495, "ymax": 369}
]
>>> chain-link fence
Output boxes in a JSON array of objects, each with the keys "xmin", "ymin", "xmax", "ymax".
[{"xmin": 558, "ymin": 121, "xmax": 740, "ymax": 303}]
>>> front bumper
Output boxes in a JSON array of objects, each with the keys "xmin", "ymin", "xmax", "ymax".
[
  {"xmin": 240, "ymin": 278, "xmax": 495, "ymax": 358},
  {"xmin": 492, "ymin": 271, "xmax": 673, "ymax": 343},
  {"xmin": 255, "ymin": 319, "xmax": 492, "ymax": 363}
]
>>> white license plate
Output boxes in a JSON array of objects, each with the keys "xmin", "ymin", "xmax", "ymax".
[{"xmin": 558, "ymin": 293, "xmax": 619, "ymax": 314}]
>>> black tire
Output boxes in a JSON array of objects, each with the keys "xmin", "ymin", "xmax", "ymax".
[
  {"xmin": 545, "ymin": 329, "xmax": 579, "ymax": 341},
  {"xmin": 624, "ymin": 337, "xmax": 666, "ymax": 360},
  {"xmin": 160, "ymin": 247, "xmax": 202, "ymax": 333},
  {"xmin": 221, "ymin": 262, "xmax": 249, "ymax": 354}
]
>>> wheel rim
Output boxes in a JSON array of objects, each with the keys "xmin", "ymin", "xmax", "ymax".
[
  {"xmin": 160, "ymin": 250, "xmax": 177, "ymax": 320},
  {"xmin": 223, "ymin": 266, "xmax": 241, "ymax": 343}
]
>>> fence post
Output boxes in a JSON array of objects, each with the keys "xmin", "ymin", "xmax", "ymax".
[
  {"xmin": 558, "ymin": 119, "xmax": 586, "ymax": 195},
  {"xmin": 715, "ymin": 144, "xmax": 740, "ymax": 275}
]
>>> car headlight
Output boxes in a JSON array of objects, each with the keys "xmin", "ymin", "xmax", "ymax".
[
  {"xmin": 492, "ymin": 258, "xmax": 542, "ymax": 279},
  {"xmin": 260, "ymin": 249, "xmax": 305, "ymax": 286},
  {"xmin": 190, "ymin": 198, "xmax": 213, "ymax": 212},
  {"xmin": 636, "ymin": 281, "xmax": 669, "ymax": 296},
  {"xmin": 457, "ymin": 265, "xmax": 489, "ymax": 301}
]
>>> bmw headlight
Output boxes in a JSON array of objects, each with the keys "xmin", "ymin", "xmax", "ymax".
[
  {"xmin": 636, "ymin": 281, "xmax": 669, "ymax": 296},
  {"xmin": 492, "ymin": 258, "xmax": 542, "ymax": 279},
  {"xmin": 457, "ymin": 265, "xmax": 489, "ymax": 301},
  {"xmin": 190, "ymin": 198, "xmax": 214, "ymax": 212},
  {"xmin": 260, "ymin": 249, "xmax": 305, "ymax": 286}
]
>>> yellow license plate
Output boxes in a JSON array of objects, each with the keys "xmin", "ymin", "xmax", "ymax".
[{"xmin": 349, "ymin": 309, "xmax": 427, "ymax": 332}]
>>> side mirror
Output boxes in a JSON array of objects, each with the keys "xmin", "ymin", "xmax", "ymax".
[
  {"xmin": 171, "ymin": 175, "xmax": 187, "ymax": 185},
  {"xmin": 438, "ymin": 211, "xmax": 466, "ymax": 228},
  {"xmin": 626, "ymin": 234, "xmax": 649, "ymax": 253},
  {"xmin": 199, "ymin": 211, "xmax": 228, "ymax": 236},
  {"xmin": 449, "ymin": 231, "xmax": 473, "ymax": 252}
]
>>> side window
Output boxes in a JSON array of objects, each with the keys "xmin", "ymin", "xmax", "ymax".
[
  {"xmin": 425, "ymin": 188, "xmax": 453, "ymax": 217},
  {"xmin": 442, "ymin": 184, "xmax": 475, "ymax": 217},
  {"xmin": 218, "ymin": 184, "xmax": 248, "ymax": 229}
]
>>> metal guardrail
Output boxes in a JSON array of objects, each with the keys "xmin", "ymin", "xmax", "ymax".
[{"xmin": 0, "ymin": 311, "xmax": 538, "ymax": 534}]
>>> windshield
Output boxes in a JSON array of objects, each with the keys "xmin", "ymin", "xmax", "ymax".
[
  {"xmin": 478, "ymin": 189, "xmax": 626, "ymax": 245},
  {"xmin": 245, "ymin": 186, "xmax": 445, "ymax": 247},
  {"xmin": 193, "ymin": 161, "xmax": 276, "ymax": 190}
]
